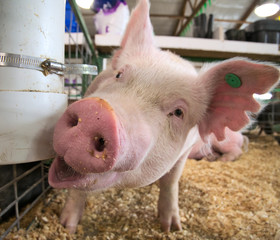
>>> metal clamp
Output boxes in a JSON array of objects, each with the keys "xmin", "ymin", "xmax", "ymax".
[
  {"xmin": 0, "ymin": 52, "xmax": 98, "ymax": 76},
  {"xmin": 0, "ymin": 52, "xmax": 44, "ymax": 71},
  {"xmin": 41, "ymin": 60, "xmax": 98, "ymax": 76}
]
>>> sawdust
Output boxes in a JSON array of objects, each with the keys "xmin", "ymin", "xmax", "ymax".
[{"xmin": 2, "ymin": 134, "xmax": 280, "ymax": 240}]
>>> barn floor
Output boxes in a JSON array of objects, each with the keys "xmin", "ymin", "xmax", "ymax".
[{"xmin": 1, "ymin": 134, "xmax": 280, "ymax": 240}]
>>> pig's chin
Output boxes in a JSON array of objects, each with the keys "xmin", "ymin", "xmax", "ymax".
[{"xmin": 48, "ymin": 156, "xmax": 117, "ymax": 190}]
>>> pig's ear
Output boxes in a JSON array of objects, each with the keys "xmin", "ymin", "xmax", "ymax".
[
  {"xmin": 198, "ymin": 59, "xmax": 279, "ymax": 141},
  {"xmin": 112, "ymin": 0, "xmax": 155, "ymax": 69}
]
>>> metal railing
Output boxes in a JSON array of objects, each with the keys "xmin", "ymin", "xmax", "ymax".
[
  {"xmin": 0, "ymin": 162, "xmax": 51, "ymax": 239},
  {"xmin": 65, "ymin": 0, "xmax": 99, "ymax": 100}
]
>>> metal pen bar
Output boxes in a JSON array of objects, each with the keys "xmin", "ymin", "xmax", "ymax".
[
  {"xmin": 13, "ymin": 165, "xmax": 20, "ymax": 229},
  {"xmin": 0, "ymin": 185, "xmax": 51, "ymax": 240},
  {"xmin": 0, "ymin": 163, "xmax": 41, "ymax": 193},
  {"xmin": 0, "ymin": 171, "xmax": 48, "ymax": 218},
  {"xmin": 40, "ymin": 162, "xmax": 46, "ymax": 203}
]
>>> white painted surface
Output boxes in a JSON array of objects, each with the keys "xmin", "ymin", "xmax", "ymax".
[
  {"xmin": 0, "ymin": 0, "xmax": 65, "ymax": 92},
  {"xmin": 0, "ymin": 92, "xmax": 67, "ymax": 164},
  {"xmin": 0, "ymin": 0, "xmax": 67, "ymax": 164}
]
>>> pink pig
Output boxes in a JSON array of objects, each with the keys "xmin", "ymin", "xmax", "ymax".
[
  {"xmin": 48, "ymin": 0, "xmax": 279, "ymax": 233},
  {"xmin": 189, "ymin": 128, "xmax": 249, "ymax": 162}
]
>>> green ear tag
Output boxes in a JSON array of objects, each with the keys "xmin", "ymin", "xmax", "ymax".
[{"xmin": 225, "ymin": 73, "xmax": 242, "ymax": 88}]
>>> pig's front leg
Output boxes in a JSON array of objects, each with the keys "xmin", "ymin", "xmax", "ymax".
[
  {"xmin": 158, "ymin": 155, "xmax": 186, "ymax": 232},
  {"xmin": 60, "ymin": 189, "xmax": 87, "ymax": 233}
]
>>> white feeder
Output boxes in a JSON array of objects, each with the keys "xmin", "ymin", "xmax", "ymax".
[{"xmin": 0, "ymin": 0, "xmax": 68, "ymax": 164}]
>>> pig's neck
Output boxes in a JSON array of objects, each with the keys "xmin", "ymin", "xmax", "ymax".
[
  {"xmin": 178, "ymin": 125, "xmax": 200, "ymax": 159},
  {"xmin": 116, "ymin": 125, "xmax": 200, "ymax": 189}
]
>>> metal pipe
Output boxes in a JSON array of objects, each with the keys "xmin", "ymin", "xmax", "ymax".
[
  {"xmin": 68, "ymin": 0, "xmax": 100, "ymax": 70},
  {"xmin": 13, "ymin": 165, "xmax": 20, "ymax": 229},
  {"xmin": 177, "ymin": 0, "xmax": 208, "ymax": 36}
]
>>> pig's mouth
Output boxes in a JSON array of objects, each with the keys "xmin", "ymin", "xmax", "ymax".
[
  {"xmin": 48, "ymin": 156, "xmax": 118, "ymax": 190},
  {"xmin": 53, "ymin": 157, "xmax": 82, "ymax": 180},
  {"xmin": 48, "ymin": 156, "xmax": 84, "ymax": 188}
]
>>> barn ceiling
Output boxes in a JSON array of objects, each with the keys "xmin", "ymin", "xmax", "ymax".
[{"xmin": 79, "ymin": 0, "xmax": 280, "ymax": 39}]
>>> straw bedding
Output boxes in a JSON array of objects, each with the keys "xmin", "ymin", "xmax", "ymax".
[{"xmin": 2, "ymin": 134, "xmax": 280, "ymax": 240}]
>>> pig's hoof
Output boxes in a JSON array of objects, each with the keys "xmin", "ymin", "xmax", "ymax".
[
  {"xmin": 65, "ymin": 225, "xmax": 77, "ymax": 234},
  {"xmin": 159, "ymin": 214, "xmax": 182, "ymax": 232},
  {"xmin": 60, "ymin": 212, "xmax": 79, "ymax": 234},
  {"xmin": 219, "ymin": 153, "xmax": 238, "ymax": 162}
]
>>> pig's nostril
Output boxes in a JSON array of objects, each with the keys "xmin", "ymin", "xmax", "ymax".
[
  {"xmin": 68, "ymin": 115, "xmax": 79, "ymax": 127},
  {"xmin": 94, "ymin": 137, "xmax": 106, "ymax": 152}
]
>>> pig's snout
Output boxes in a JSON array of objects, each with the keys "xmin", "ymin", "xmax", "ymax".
[{"xmin": 53, "ymin": 97, "xmax": 120, "ymax": 174}]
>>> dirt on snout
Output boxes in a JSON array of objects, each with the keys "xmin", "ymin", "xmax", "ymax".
[{"xmin": 2, "ymin": 134, "xmax": 280, "ymax": 240}]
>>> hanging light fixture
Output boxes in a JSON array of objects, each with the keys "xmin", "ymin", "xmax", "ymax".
[
  {"xmin": 76, "ymin": 0, "xmax": 94, "ymax": 9},
  {"xmin": 254, "ymin": 0, "xmax": 280, "ymax": 17}
]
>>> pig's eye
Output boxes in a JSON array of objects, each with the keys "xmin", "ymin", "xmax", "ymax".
[
  {"xmin": 115, "ymin": 72, "xmax": 122, "ymax": 79},
  {"xmin": 174, "ymin": 109, "xmax": 183, "ymax": 118},
  {"xmin": 168, "ymin": 108, "xmax": 184, "ymax": 119}
]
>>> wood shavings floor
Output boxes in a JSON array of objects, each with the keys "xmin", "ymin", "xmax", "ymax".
[{"xmin": 2, "ymin": 135, "xmax": 280, "ymax": 240}]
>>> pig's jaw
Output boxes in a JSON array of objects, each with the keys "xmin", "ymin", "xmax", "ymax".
[{"xmin": 48, "ymin": 156, "xmax": 118, "ymax": 190}]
